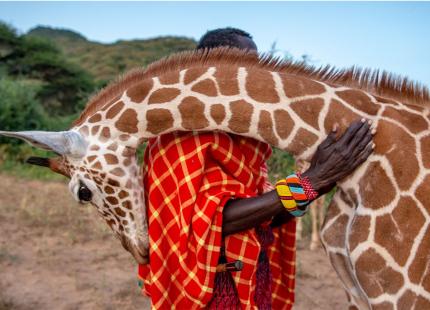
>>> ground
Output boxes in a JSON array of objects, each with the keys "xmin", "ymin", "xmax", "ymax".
[{"xmin": 0, "ymin": 174, "xmax": 348, "ymax": 309}]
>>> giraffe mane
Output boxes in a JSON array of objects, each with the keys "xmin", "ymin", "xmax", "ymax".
[{"xmin": 74, "ymin": 47, "xmax": 429, "ymax": 126}]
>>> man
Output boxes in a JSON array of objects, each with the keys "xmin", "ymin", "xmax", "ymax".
[{"xmin": 138, "ymin": 27, "xmax": 374, "ymax": 309}]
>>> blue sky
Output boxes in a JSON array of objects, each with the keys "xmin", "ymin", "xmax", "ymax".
[{"xmin": 1, "ymin": 1, "xmax": 429, "ymax": 86}]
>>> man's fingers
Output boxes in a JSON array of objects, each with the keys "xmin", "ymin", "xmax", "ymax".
[
  {"xmin": 351, "ymin": 133, "xmax": 373, "ymax": 158},
  {"xmin": 347, "ymin": 122, "xmax": 373, "ymax": 154},
  {"xmin": 338, "ymin": 119, "xmax": 367, "ymax": 146},
  {"xmin": 351, "ymin": 143, "xmax": 374, "ymax": 169},
  {"xmin": 319, "ymin": 124, "xmax": 339, "ymax": 149}
]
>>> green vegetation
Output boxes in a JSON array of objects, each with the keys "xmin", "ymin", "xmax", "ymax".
[{"xmin": 27, "ymin": 26, "xmax": 197, "ymax": 83}]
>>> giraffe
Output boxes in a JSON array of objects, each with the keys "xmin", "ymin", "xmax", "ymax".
[
  {"xmin": 1, "ymin": 48, "xmax": 430, "ymax": 309},
  {"xmin": 295, "ymin": 160, "xmax": 326, "ymax": 251}
]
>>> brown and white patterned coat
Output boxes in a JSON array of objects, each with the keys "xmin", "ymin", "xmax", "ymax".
[{"xmin": 2, "ymin": 48, "xmax": 430, "ymax": 309}]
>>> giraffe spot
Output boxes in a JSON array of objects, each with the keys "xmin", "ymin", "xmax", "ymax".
[
  {"xmin": 122, "ymin": 219, "xmax": 128, "ymax": 225},
  {"xmin": 257, "ymin": 111, "xmax": 278, "ymax": 146},
  {"xmin": 94, "ymin": 177, "xmax": 103, "ymax": 185},
  {"xmin": 87, "ymin": 155, "xmax": 97, "ymax": 163},
  {"xmin": 415, "ymin": 296, "xmax": 430, "ymax": 309},
  {"xmin": 99, "ymin": 127, "xmax": 111, "ymax": 141},
  {"xmin": 114, "ymin": 207, "xmax": 126, "ymax": 217},
  {"xmin": 210, "ymin": 104, "xmax": 226, "ymax": 125},
  {"xmin": 245, "ymin": 68, "xmax": 279, "ymax": 103},
  {"xmin": 100, "ymin": 173, "xmax": 106, "ymax": 178},
  {"xmin": 104, "ymin": 154, "xmax": 119, "ymax": 165},
  {"xmin": 321, "ymin": 214, "xmax": 348, "ymax": 248},
  {"xmin": 123, "ymin": 158, "xmax": 131, "ymax": 166},
  {"xmin": 79, "ymin": 126, "xmax": 89, "ymax": 136},
  {"xmin": 374, "ymin": 95, "xmax": 399, "ymax": 106},
  {"xmin": 348, "ymin": 215, "xmax": 371, "ymax": 252},
  {"xmin": 106, "ymin": 196, "xmax": 119, "ymax": 205},
  {"xmin": 101, "ymin": 95, "xmax": 122, "ymax": 112},
  {"xmin": 374, "ymin": 196, "xmax": 425, "ymax": 266},
  {"xmin": 110, "ymin": 167, "xmax": 125, "ymax": 177},
  {"xmin": 125, "ymin": 180, "xmax": 132, "ymax": 188},
  {"xmin": 104, "ymin": 186, "xmax": 114, "ymax": 194},
  {"xmin": 355, "ymin": 248, "xmax": 404, "ymax": 298},
  {"xmin": 214, "ymin": 66, "xmax": 239, "ymax": 96},
  {"xmin": 159, "ymin": 71, "xmax": 180, "ymax": 85},
  {"xmin": 273, "ymin": 109, "xmax": 294, "ymax": 140},
  {"xmin": 126, "ymin": 79, "xmax": 153, "ymax": 103},
  {"xmin": 146, "ymin": 108, "xmax": 174, "ymax": 135},
  {"xmin": 118, "ymin": 190, "xmax": 129, "ymax": 199},
  {"xmin": 324, "ymin": 99, "xmax": 361, "ymax": 133},
  {"xmin": 106, "ymin": 219, "xmax": 115, "ymax": 229},
  {"xmin": 107, "ymin": 142, "xmax": 118, "ymax": 152},
  {"xmin": 115, "ymin": 109, "xmax": 139, "ymax": 133},
  {"xmin": 129, "ymin": 212, "xmax": 134, "ymax": 220},
  {"xmin": 359, "ymin": 161, "xmax": 396, "ymax": 210},
  {"xmin": 122, "ymin": 146, "xmax": 135, "ymax": 157},
  {"xmin": 415, "ymin": 174, "xmax": 430, "ymax": 211},
  {"xmin": 228, "ymin": 100, "xmax": 253, "ymax": 134},
  {"xmin": 191, "ymin": 79, "xmax": 218, "ymax": 97},
  {"xmin": 148, "ymin": 88, "xmax": 181, "ymax": 104},
  {"xmin": 373, "ymin": 120, "xmax": 419, "ymax": 190},
  {"xmin": 91, "ymin": 161, "xmax": 102, "ymax": 170},
  {"xmin": 119, "ymin": 134, "xmax": 130, "ymax": 142},
  {"xmin": 88, "ymin": 113, "xmax": 102, "ymax": 123},
  {"xmin": 397, "ymin": 290, "xmax": 417, "ymax": 309},
  {"xmin": 336, "ymin": 89, "xmax": 380, "ymax": 115},
  {"xmin": 184, "ymin": 67, "xmax": 208, "ymax": 85},
  {"xmin": 372, "ymin": 302, "xmax": 394, "ymax": 310},
  {"xmin": 106, "ymin": 101, "xmax": 125, "ymax": 119},
  {"xmin": 382, "ymin": 106, "xmax": 427, "ymax": 134},
  {"xmin": 122, "ymin": 200, "xmax": 132, "ymax": 210},
  {"xmin": 107, "ymin": 178, "xmax": 120, "ymax": 187},
  {"xmin": 287, "ymin": 129, "xmax": 319, "ymax": 156},
  {"xmin": 178, "ymin": 96, "xmax": 209, "ymax": 130},
  {"xmin": 281, "ymin": 74, "xmax": 325, "ymax": 98},
  {"xmin": 90, "ymin": 145, "xmax": 100, "ymax": 151},
  {"xmin": 91, "ymin": 125, "xmax": 100, "ymax": 136},
  {"xmin": 420, "ymin": 135, "xmax": 430, "ymax": 169},
  {"xmin": 290, "ymin": 98, "xmax": 324, "ymax": 130}
]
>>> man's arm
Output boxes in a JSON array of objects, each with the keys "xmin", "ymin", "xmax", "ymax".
[{"xmin": 222, "ymin": 119, "xmax": 374, "ymax": 237}]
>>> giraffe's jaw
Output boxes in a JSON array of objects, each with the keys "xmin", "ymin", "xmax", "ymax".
[{"xmin": 119, "ymin": 234, "xmax": 149, "ymax": 264}]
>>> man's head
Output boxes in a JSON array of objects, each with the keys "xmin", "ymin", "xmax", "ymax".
[{"xmin": 197, "ymin": 27, "xmax": 258, "ymax": 51}]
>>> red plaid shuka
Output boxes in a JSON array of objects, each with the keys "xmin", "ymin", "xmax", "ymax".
[{"xmin": 138, "ymin": 131, "xmax": 296, "ymax": 309}]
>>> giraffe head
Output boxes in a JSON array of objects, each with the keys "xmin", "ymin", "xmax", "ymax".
[{"xmin": 0, "ymin": 129, "xmax": 149, "ymax": 264}]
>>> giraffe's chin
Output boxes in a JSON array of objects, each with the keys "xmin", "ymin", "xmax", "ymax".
[{"xmin": 120, "ymin": 235, "xmax": 149, "ymax": 264}]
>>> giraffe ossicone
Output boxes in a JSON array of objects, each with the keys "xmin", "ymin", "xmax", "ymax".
[{"xmin": 1, "ymin": 47, "xmax": 430, "ymax": 309}]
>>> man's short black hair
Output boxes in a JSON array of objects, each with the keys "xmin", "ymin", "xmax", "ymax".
[{"xmin": 197, "ymin": 27, "xmax": 254, "ymax": 50}]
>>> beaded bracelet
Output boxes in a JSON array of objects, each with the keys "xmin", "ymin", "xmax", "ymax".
[{"xmin": 275, "ymin": 173, "xmax": 318, "ymax": 217}]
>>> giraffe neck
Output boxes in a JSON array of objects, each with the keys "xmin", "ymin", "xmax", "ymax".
[{"xmin": 75, "ymin": 65, "xmax": 340, "ymax": 163}]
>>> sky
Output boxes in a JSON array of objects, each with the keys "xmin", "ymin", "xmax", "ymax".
[{"xmin": 1, "ymin": 1, "xmax": 429, "ymax": 87}]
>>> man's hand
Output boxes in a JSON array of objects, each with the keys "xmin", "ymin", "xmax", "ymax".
[{"xmin": 301, "ymin": 118, "xmax": 375, "ymax": 196}]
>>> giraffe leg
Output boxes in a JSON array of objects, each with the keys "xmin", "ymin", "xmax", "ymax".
[
  {"xmin": 310, "ymin": 197, "xmax": 324, "ymax": 250},
  {"xmin": 296, "ymin": 216, "xmax": 303, "ymax": 243},
  {"xmin": 321, "ymin": 191, "xmax": 371, "ymax": 310}
]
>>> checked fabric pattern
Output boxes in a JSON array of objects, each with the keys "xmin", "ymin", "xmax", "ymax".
[{"xmin": 138, "ymin": 131, "xmax": 296, "ymax": 309}]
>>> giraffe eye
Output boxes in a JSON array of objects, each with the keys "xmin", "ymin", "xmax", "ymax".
[{"xmin": 78, "ymin": 184, "xmax": 92, "ymax": 202}]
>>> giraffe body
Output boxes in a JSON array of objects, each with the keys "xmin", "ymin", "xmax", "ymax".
[{"xmin": 2, "ymin": 49, "xmax": 430, "ymax": 308}]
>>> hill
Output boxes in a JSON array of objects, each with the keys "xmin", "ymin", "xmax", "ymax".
[{"xmin": 27, "ymin": 26, "xmax": 197, "ymax": 83}]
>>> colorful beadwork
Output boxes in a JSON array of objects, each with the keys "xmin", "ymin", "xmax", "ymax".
[{"xmin": 275, "ymin": 173, "xmax": 318, "ymax": 217}]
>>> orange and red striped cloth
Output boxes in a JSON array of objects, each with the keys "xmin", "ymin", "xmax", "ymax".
[{"xmin": 138, "ymin": 131, "xmax": 296, "ymax": 309}]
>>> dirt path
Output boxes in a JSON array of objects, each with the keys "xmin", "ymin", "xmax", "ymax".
[{"xmin": 0, "ymin": 174, "xmax": 347, "ymax": 309}]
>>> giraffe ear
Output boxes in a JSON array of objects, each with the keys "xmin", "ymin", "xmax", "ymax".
[
  {"xmin": 26, "ymin": 156, "xmax": 70, "ymax": 178},
  {"xmin": 0, "ymin": 130, "xmax": 87, "ymax": 158}
]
